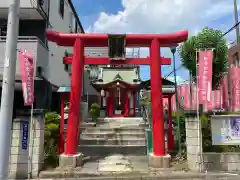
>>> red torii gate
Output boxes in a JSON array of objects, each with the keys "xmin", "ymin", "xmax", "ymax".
[{"xmin": 46, "ymin": 30, "xmax": 188, "ymax": 159}]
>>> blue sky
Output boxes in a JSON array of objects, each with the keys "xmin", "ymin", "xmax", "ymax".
[{"xmin": 73, "ymin": 0, "xmax": 238, "ymax": 83}]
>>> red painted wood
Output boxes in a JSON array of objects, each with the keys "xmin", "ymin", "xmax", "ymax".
[
  {"xmin": 63, "ymin": 57, "xmax": 171, "ymax": 65},
  {"xmin": 64, "ymin": 39, "xmax": 84, "ymax": 155},
  {"xmin": 46, "ymin": 29, "xmax": 188, "ymax": 47},
  {"xmin": 150, "ymin": 39, "xmax": 165, "ymax": 156}
]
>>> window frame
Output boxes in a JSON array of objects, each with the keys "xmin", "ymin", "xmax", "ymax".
[{"xmin": 59, "ymin": 0, "xmax": 65, "ymax": 18}]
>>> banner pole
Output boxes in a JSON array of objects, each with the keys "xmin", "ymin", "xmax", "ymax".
[
  {"xmin": 28, "ymin": 104, "xmax": 34, "ymax": 179},
  {"xmin": 195, "ymin": 49, "xmax": 203, "ymax": 172},
  {"xmin": 27, "ymin": 50, "xmax": 35, "ymax": 179}
]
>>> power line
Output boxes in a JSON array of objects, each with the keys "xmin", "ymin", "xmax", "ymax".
[
  {"xmin": 165, "ymin": 21, "xmax": 240, "ymax": 77},
  {"xmin": 164, "ymin": 65, "xmax": 184, "ymax": 78},
  {"xmin": 164, "ymin": 19, "xmax": 240, "ymax": 81},
  {"xmin": 221, "ymin": 21, "xmax": 240, "ymax": 38}
]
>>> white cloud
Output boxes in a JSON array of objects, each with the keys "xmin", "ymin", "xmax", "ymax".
[
  {"xmin": 86, "ymin": 0, "xmax": 235, "ymax": 80},
  {"xmin": 88, "ymin": 0, "xmax": 233, "ymax": 34}
]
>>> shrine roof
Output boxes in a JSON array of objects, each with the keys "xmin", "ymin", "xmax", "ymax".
[
  {"xmin": 141, "ymin": 78, "xmax": 175, "ymax": 90},
  {"xmin": 94, "ymin": 68, "xmax": 140, "ymax": 85}
]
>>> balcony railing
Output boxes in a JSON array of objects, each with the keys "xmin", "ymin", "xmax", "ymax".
[
  {"xmin": 85, "ymin": 47, "xmax": 140, "ymax": 68},
  {"xmin": 0, "ymin": 0, "xmax": 49, "ymax": 20},
  {"xmin": 0, "ymin": 36, "xmax": 49, "ymax": 79}
]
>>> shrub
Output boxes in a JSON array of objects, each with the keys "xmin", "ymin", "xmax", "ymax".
[
  {"xmin": 89, "ymin": 103, "xmax": 100, "ymax": 125},
  {"xmin": 44, "ymin": 112, "xmax": 60, "ymax": 168}
]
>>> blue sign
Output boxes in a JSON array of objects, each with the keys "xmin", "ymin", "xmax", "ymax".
[{"xmin": 21, "ymin": 121, "xmax": 29, "ymax": 150}]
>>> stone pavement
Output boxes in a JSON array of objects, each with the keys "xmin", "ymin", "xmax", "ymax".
[
  {"xmin": 28, "ymin": 173, "xmax": 240, "ymax": 180},
  {"xmin": 39, "ymin": 154, "xmax": 149, "ymax": 178},
  {"xmin": 39, "ymin": 154, "xmax": 240, "ymax": 179},
  {"xmin": 80, "ymin": 154, "xmax": 149, "ymax": 174}
]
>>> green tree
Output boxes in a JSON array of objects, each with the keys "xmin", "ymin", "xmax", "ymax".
[{"xmin": 178, "ymin": 27, "xmax": 228, "ymax": 89}]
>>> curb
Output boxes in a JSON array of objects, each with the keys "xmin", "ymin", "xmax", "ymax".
[{"xmin": 38, "ymin": 171, "xmax": 240, "ymax": 179}]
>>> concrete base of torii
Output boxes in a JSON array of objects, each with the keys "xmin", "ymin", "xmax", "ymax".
[
  {"xmin": 148, "ymin": 153, "xmax": 171, "ymax": 168},
  {"xmin": 59, "ymin": 153, "xmax": 84, "ymax": 168}
]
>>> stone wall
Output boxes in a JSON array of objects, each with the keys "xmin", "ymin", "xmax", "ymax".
[
  {"xmin": 9, "ymin": 111, "xmax": 45, "ymax": 179},
  {"xmin": 185, "ymin": 112, "xmax": 240, "ymax": 172},
  {"xmin": 202, "ymin": 153, "xmax": 240, "ymax": 171}
]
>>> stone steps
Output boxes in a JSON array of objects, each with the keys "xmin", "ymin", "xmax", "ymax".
[
  {"xmin": 81, "ymin": 122, "xmax": 148, "ymax": 128},
  {"xmin": 78, "ymin": 118, "xmax": 148, "ymax": 156},
  {"xmin": 79, "ymin": 137, "xmax": 146, "ymax": 145},
  {"xmin": 80, "ymin": 127, "xmax": 147, "ymax": 134},
  {"xmin": 80, "ymin": 132, "xmax": 146, "ymax": 139},
  {"xmin": 78, "ymin": 144, "xmax": 147, "ymax": 156}
]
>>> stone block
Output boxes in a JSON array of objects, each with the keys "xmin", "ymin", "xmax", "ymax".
[
  {"xmin": 187, "ymin": 145, "xmax": 201, "ymax": 154},
  {"xmin": 12, "ymin": 130, "xmax": 21, "ymax": 138},
  {"xmin": 34, "ymin": 116, "xmax": 44, "ymax": 130},
  {"xmin": 9, "ymin": 163, "xmax": 28, "ymax": 179},
  {"xmin": 186, "ymin": 121, "xmax": 200, "ymax": 130},
  {"xmin": 186, "ymin": 137, "xmax": 200, "ymax": 146},
  {"xmin": 187, "ymin": 153, "xmax": 198, "ymax": 163},
  {"xmin": 11, "ymin": 137, "xmax": 21, "ymax": 147},
  {"xmin": 186, "ymin": 129, "xmax": 200, "ymax": 138},
  {"xmin": 12, "ymin": 120, "xmax": 21, "ymax": 130},
  {"xmin": 59, "ymin": 153, "xmax": 84, "ymax": 168},
  {"xmin": 227, "ymin": 162, "xmax": 240, "ymax": 171},
  {"xmin": 34, "ymin": 129, "xmax": 44, "ymax": 138},
  {"xmin": 200, "ymin": 153, "xmax": 240, "ymax": 171},
  {"xmin": 148, "ymin": 153, "xmax": 171, "ymax": 168},
  {"xmin": 187, "ymin": 160, "xmax": 201, "ymax": 171}
]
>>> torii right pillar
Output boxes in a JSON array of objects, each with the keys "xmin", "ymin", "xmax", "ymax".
[
  {"xmin": 148, "ymin": 38, "xmax": 170, "ymax": 168},
  {"xmin": 148, "ymin": 37, "xmax": 187, "ymax": 168}
]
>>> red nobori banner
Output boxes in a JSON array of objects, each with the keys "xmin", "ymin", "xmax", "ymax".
[
  {"xmin": 220, "ymin": 74, "xmax": 229, "ymax": 109},
  {"xmin": 18, "ymin": 50, "xmax": 34, "ymax": 106},
  {"xmin": 197, "ymin": 50, "xmax": 213, "ymax": 111},
  {"xmin": 231, "ymin": 66, "xmax": 240, "ymax": 111},
  {"xmin": 181, "ymin": 83, "xmax": 191, "ymax": 109},
  {"xmin": 171, "ymin": 94, "xmax": 176, "ymax": 112},
  {"xmin": 191, "ymin": 83, "xmax": 197, "ymax": 110},
  {"xmin": 212, "ymin": 90, "xmax": 221, "ymax": 109}
]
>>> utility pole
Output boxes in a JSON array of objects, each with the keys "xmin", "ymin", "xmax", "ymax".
[
  {"xmin": 234, "ymin": 0, "xmax": 240, "ymax": 45},
  {"xmin": 0, "ymin": 0, "xmax": 20, "ymax": 179},
  {"xmin": 170, "ymin": 47, "xmax": 182, "ymax": 155}
]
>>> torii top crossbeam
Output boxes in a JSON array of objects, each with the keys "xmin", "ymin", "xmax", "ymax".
[{"xmin": 46, "ymin": 29, "xmax": 188, "ymax": 47}]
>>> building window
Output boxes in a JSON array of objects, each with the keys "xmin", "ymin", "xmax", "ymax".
[
  {"xmin": 233, "ymin": 52, "xmax": 239, "ymax": 66},
  {"xmin": 59, "ymin": 0, "xmax": 64, "ymax": 18},
  {"xmin": 75, "ymin": 20, "xmax": 78, "ymax": 33},
  {"xmin": 0, "ymin": 21, "xmax": 7, "ymax": 37},
  {"xmin": 0, "ymin": 27, "xmax": 7, "ymax": 36},
  {"xmin": 69, "ymin": 12, "xmax": 73, "ymax": 33}
]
